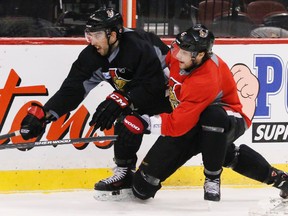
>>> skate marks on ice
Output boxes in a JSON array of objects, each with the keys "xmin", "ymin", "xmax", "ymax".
[
  {"xmin": 93, "ymin": 188, "xmax": 134, "ymax": 201},
  {"xmin": 249, "ymin": 197, "xmax": 288, "ymax": 216},
  {"xmin": 93, "ymin": 188, "xmax": 211, "ymax": 215},
  {"xmin": 0, "ymin": 189, "xmax": 210, "ymax": 216},
  {"xmin": 0, "ymin": 188, "xmax": 279, "ymax": 216}
]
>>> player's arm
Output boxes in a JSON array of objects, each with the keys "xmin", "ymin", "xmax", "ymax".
[
  {"xmin": 20, "ymin": 46, "xmax": 105, "ymax": 140},
  {"xmin": 44, "ymin": 45, "xmax": 106, "ymax": 118},
  {"xmin": 120, "ymin": 75, "xmax": 219, "ymax": 137}
]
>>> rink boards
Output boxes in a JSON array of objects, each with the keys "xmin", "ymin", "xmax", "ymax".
[{"xmin": 0, "ymin": 38, "xmax": 287, "ymax": 191}]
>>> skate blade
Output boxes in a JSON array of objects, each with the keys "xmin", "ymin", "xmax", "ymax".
[{"xmin": 94, "ymin": 188, "xmax": 134, "ymax": 201}]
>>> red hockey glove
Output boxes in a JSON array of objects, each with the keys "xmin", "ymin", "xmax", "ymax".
[
  {"xmin": 116, "ymin": 113, "xmax": 150, "ymax": 146},
  {"xmin": 20, "ymin": 103, "xmax": 47, "ymax": 140},
  {"xmin": 89, "ymin": 90, "xmax": 131, "ymax": 131},
  {"xmin": 123, "ymin": 113, "xmax": 150, "ymax": 134}
]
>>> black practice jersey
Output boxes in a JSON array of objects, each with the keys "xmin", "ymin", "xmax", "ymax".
[{"xmin": 44, "ymin": 29, "xmax": 171, "ymax": 118}]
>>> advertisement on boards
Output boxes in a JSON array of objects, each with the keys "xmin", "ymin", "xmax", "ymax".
[
  {"xmin": 0, "ymin": 40, "xmax": 287, "ymax": 172},
  {"xmin": 214, "ymin": 42, "xmax": 288, "ymax": 165}
]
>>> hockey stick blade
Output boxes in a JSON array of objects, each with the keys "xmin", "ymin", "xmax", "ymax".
[
  {"xmin": 0, "ymin": 135, "xmax": 118, "ymax": 150},
  {"xmin": 0, "ymin": 130, "xmax": 20, "ymax": 140}
]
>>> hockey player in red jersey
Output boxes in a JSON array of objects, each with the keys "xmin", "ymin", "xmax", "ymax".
[
  {"xmin": 114, "ymin": 24, "xmax": 248, "ymax": 201},
  {"xmin": 115, "ymin": 24, "xmax": 288, "ymax": 201}
]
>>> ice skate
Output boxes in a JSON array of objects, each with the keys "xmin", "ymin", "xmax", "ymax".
[
  {"xmin": 280, "ymin": 190, "xmax": 288, "ymax": 199},
  {"xmin": 94, "ymin": 166, "xmax": 135, "ymax": 201},
  {"xmin": 204, "ymin": 177, "xmax": 220, "ymax": 201},
  {"xmin": 270, "ymin": 168, "xmax": 288, "ymax": 199}
]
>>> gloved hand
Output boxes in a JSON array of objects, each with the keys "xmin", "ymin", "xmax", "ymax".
[
  {"xmin": 89, "ymin": 90, "xmax": 131, "ymax": 131},
  {"xmin": 122, "ymin": 113, "xmax": 150, "ymax": 135},
  {"xmin": 115, "ymin": 113, "xmax": 150, "ymax": 146},
  {"xmin": 20, "ymin": 103, "xmax": 47, "ymax": 140}
]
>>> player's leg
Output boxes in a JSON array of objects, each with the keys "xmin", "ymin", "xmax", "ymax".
[
  {"xmin": 132, "ymin": 127, "xmax": 200, "ymax": 200},
  {"xmin": 224, "ymin": 143, "xmax": 288, "ymax": 198},
  {"xmin": 94, "ymin": 98, "xmax": 173, "ymax": 200},
  {"xmin": 94, "ymin": 120, "xmax": 143, "ymax": 200},
  {"xmin": 198, "ymin": 105, "xmax": 231, "ymax": 201}
]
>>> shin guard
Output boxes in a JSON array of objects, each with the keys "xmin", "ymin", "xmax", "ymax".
[{"xmin": 224, "ymin": 144, "xmax": 271, "ymax": 183}]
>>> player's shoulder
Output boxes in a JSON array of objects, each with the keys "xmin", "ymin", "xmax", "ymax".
[
  {"xmin": 79, "ymin": 45, "xmax": 103, "ymax": 58},
  {"xmin": 78, "ymin": 44, "xmax": 106, "ymax": 66},
  {"xmin": 209, "ymin": 53, "xmax": 229, "ymax": 69},
  {"xmin": 121, "ymin": 29, "xmax": 154, "ymax": 48},
  {"xmin": 80, "ymin": 44, "xmax": 99, "ymax": 54}
]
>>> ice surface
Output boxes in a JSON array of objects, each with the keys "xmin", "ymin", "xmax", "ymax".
[{"xmin": 0, "ymin": 187, "xmax": 283, "ymax": 216}]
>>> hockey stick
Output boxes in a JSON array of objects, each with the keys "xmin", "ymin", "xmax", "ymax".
[
  {"xmin": 0, "ymin": 135, "xmax": 118, "ymax": 150},
  {"xmin": 0, "ymin": 130, "xmax": 20, "ymax": 140}
]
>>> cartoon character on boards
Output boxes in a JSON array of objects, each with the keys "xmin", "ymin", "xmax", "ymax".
[{"xmin": 231, "ymin": 63, "xmax": 260, "ymax": 120}]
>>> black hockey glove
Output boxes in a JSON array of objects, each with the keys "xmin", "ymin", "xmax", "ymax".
[
  {"xmin": 20, "ymin": 103, "xmax": 47, "ymax": 140},
  {"xmin": 116, "ymin": 113, "xmax": 150, "ymax": 146},
  {"xmin": 89, "ymin": 90, "xmax": 131, "ymax": 131}
]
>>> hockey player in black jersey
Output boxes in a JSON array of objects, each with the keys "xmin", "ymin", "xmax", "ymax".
[{"xmin": 19, "ymin": 8, "xmax": 172, "ymax": 199}]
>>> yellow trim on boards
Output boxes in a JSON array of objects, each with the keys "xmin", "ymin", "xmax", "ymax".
[{"xmin": 0, "ymin": 164, "xmax": 287, "ymax": 192}]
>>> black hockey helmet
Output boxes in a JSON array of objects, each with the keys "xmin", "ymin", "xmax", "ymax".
[
  {"xmin": 175, "ymin": 24, "xmax": 215, "ymax": 54},
  {"xmin": 85, "ymin": 8, "xmax": 123, "ymax": 35}
]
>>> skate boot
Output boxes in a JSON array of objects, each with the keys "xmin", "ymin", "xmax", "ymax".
[
  {"xmin": 268, "ymin": 167, "xmax": 288, "ymax": 199},
  {"xmin": 94, "ymin": 166, "xmax": 135, "ymax": 201},
  {"xmin": 204, "ymin": 177, "xmax": 221, "ymax": 201}
]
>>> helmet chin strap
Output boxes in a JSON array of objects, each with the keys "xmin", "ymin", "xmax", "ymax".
[
  {"xmin": 184, "ymin": 51, "xmax": 199, "ymax": 73},
  {"xmin": 185, "ymin": 58, "xmax": 199, "ymax": 73},
  {"xmin": 186, "ymin": 53, "xmax": 209, "ymax": 73},
  {"xmin": 105, "ymin": 30, "xmax": 119, "ymax": 57}
]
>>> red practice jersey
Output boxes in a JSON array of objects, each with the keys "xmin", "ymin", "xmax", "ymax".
[{"xmin": 160, "ymin": 51, "xmax": 251, "ymax": 137}]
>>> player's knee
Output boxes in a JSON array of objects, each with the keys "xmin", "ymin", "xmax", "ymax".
[
  {"xmin": 199, "ymin": 105, "xmax": 229, "ymax": 132},
  {"xmin": 132, "ymin": 169, "xmax": 161, "ymax": 200}
]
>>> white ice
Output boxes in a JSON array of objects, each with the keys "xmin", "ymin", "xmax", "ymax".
[{"xmin": 0, "ymin": 187, "xmax": 283, "ymax": 216}]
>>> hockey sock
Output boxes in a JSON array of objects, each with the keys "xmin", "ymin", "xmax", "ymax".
[
  {"xmin": 199, "ymin": 105, "xmax": 230, "ymax": 174},
  {"xmin": 204, "ymin": 168, "xmax": 222, "ymax": 180},
  {"xmin": 201, "ymin": 130, "xmax": 228, "ymax": 173}
]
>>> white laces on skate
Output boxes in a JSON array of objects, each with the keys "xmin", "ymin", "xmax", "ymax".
[
  {"xmin": 94, "ymin": 166, "xmax": 134, "ymax": 201},
  {"xmin": 204, "ymin": 178, "xmax": 220, "ymax": 195},
  {"xmin": 101, "ymin": 167, "xmax": 128, "ymax": 184}
]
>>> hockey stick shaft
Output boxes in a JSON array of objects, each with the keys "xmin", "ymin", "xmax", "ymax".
[
  {"xmin": 0, "ymin": 130, "xmax": 20, "ymax": 140},
  {"xmin": 0, "ymin": 135, "xmax": 118, "ymax": 150}
]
